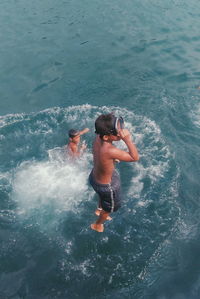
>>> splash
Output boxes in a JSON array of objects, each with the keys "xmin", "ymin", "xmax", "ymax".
[{"xmin": 12, "ymin": 150, "xmax": 92, "ymax": 215}]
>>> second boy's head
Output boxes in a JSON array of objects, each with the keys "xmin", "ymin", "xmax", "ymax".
[
  {"xmin": 68, "ymin": 129, "xmax": 81, "ymax": 144},
  {"xmin": 95, "ymin": 113, "xmax": 124, "ymax": 141}
]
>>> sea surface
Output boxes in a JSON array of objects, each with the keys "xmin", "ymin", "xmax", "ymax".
[{"xmin": 0, "ymin": 0, "xmax": 200, "ymax": 298}]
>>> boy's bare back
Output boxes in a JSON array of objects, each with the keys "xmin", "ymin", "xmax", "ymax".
[{"xmin": 92, "ymin": 136, "xmax": 116, "ymax": 184}]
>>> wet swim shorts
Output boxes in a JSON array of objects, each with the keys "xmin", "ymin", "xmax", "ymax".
[{"xmin": 89, "ymin": 170, "xmax": 122, "ymax": 213}]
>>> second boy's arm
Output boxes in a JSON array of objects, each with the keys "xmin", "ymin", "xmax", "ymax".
[{"xmin": 79, "ymin": 128, "xmax": 90, "ymax": 135}]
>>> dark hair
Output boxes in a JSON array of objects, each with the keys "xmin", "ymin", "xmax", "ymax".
[
  {"xmin": 68, "ymin": 129, "xmax": 79, "ymax": 138},
  {"xmin": 95, "ymin": 113, "xmax": 116, "ymax": 138}
]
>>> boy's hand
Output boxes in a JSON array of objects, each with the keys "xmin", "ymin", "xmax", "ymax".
[
  {"xmin": 118, "ymin": 128, "xmax": 132, "ymax": 142},
  {"xmin": 80, "ymin": 142, "xmax": 87, "ymax": 151}
]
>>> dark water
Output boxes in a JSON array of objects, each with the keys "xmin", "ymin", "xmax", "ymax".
[{"xmin": 1, "ymin": 0, "xmax": 200, "ymax": 298}]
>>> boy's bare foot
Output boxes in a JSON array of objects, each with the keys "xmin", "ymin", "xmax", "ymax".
[
  {"xmin": 95, "ymin": 209, "xmax": 112, "ymax": 221},
  {"xmin": 91, "ymin": 223, "xmax": 104, "ymax": 232}
]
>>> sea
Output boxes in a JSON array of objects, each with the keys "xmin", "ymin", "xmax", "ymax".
[{"xmin": 0, "ymin": 0, "xmax": 200, "ymax": 298}]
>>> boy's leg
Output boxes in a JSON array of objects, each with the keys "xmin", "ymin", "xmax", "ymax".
[
  {"xmin": 95, "ymin": 199, "xmax": 102, "ymax": 216},
  {"xmin": 95, "ymin": 199, "xmax": 112, "ymax": 220},
  {"xmin": 91, "ymin": 210, "xmax": 110, "ymax": 232}
]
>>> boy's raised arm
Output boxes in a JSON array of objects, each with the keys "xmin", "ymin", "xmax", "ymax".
[
  {"xmin": 109, "ymin": 129, "xmax": 139, "ymax": 162},
  {"xmin": 79, "ymin": 128, "xmax": 90, "ymax": 135}
]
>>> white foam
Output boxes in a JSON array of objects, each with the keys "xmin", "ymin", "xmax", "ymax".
[
  {"xmin": 191, "ymin": 102, "xmax": 200, "ymax": 128},
  {"xmin": 0, "ymin": 113, "xmax": 28, "ymax": 128},
  {"xmin": 12, "ymin": 150, "xmax": 93, "ymax": 215}
]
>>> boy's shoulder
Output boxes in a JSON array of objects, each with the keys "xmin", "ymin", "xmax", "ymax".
[{"xmin": 101, "ymin": 142, "xmax": 118, "ymax": 156}]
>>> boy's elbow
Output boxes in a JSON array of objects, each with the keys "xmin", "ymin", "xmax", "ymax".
[
  {"xmin": 131, "ymin": 154, "xmax": 139, "ymax": 162},
  {"xmin": 135, "ymin": 154, "xmax": 139, "ymax": 161}
]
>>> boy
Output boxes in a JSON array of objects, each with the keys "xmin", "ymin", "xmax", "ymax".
[
  {"xmin": 67, "ymin": 127, "xmax": 89, "ymax": 157},
  {"xmin": 89, "ymin": 113, "xmax": 139, "ymax": 232}
]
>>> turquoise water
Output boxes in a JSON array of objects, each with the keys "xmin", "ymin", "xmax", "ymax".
[{"xmin": 1, "ymin": 0, "xmax": 200, "ymax": 298}]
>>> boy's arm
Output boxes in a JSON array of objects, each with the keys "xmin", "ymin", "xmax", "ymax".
[
  {"xmin": 79, "ymin": 128, "xmax": 90, "ymax": 135},
  {"xmin": 109, "ymin": 129, "xmax": 139, "ymax": 162}
]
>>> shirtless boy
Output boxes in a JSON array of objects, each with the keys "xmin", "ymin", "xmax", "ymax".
[
  {"xmin": 67, "ymin": 128, "xmax": 89, "ymax": 157},
  {"xmin": 89, "ymin": 113, "xmax": 139, "ymax": 232}
]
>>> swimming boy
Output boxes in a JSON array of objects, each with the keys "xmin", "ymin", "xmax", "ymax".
[
  {"xmin": 89, "ymin": 113, "xmax": 139, "ymax": 232},
  {"xmin": 67, "ymin": 127, "xmax": 90, "ymax": 157}
]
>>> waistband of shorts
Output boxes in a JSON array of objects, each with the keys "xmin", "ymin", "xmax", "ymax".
[{"xmin": 90, "ymin": 169, "xmax": 118, "ymax": 187}]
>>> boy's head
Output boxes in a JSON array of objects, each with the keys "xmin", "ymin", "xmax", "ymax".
[
  {"xmin": 68, "ymin": 129, "xmax": 80, "ymax": 143},
  {"xmin": 95, "ymin": 113, "xmax": 124, "ymax": 140}
]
